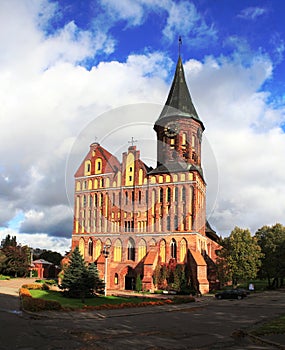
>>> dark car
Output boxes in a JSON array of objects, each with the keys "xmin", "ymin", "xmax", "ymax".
[{"xmin": 215, "ymin": 289, "xmax": 247, "ymax": 300}]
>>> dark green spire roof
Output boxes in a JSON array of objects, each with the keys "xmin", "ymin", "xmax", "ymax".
[{"xmin": 156, "ymin": 56, "xmax": 204, "ymax": 129}]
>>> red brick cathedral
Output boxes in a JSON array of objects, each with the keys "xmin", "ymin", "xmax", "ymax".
[{"xmin": 71, "ymin": 56, "xmax": 220, "ymax": 294}]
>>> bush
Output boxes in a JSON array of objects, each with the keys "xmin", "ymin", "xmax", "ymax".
[
  {"xmin": 19, "ymin": 287, "xmax": 32, "ymax": 298},
  {"xmin": 35, "ymin": 279, "xmax": 56, "ymax": 285},
  {"xmin": 21, "ymin": 297, "xmax": 62, "ymax": 312},
  {"xmin": 21, "ymin": 283, "xmax": 50, "ymax": 290}
]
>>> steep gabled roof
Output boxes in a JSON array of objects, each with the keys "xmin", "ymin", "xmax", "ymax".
[{"xmin": 156, "ymin": 56, "xmax": 204, "ymax": 129}]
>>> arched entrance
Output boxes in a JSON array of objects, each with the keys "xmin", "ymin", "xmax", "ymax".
[{"xmin": 125, "ymin": 266, "xmax": 136, "ymax": 290}]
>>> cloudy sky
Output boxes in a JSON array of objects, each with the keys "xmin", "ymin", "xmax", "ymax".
[{"xmin": 0, "ymin": 0, "xmax": 284, "ymax": 254}]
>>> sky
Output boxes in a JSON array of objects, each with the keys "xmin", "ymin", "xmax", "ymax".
[{"xmin": 0, "ymin": 0, "xmax": 284, "ymax": 254}]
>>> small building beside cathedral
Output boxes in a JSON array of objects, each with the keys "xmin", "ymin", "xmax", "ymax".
[{"xmin": 71, "ymin": 56, "xmax": 220, "ymax": 294}]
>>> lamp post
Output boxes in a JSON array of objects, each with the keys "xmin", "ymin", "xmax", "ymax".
[{"xmin": 102, "ymin": 244, "xmax": 111, "ymax": 297}]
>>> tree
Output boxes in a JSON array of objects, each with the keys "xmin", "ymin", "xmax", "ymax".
[
  {"xmin": 216, "ymin": 227, "xmax": 262, "ymax": 287},
  {"xmin": 135, "ymin": 275, "xmax": 142, "ymax": 292},
  {"xmin": 1, "ymin": 234, "xmax": 17, "ymax": 249},
  {"xmin": 255, "ymin": 223, "xmax": 285, "ymax": 288},
  {"xmin": 39, "ymin": 250, "xmax": 63, "ymax": 266},
  {"xmin": 0, "ymin": 234, "xmax": 30, "ymax": 277},
  {"xmin": 60, "ymin": 247, "xmax": 104, "ymax": 302}
]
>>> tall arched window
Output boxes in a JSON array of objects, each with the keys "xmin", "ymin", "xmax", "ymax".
[
  {"xmin": 174, "ymin": 215, "xmax": 178, "ymax": 230},
  {"xmin": 166, "ymin": 187, "xmax": 171, "ymax": 202},
  {"xmin": 182, "ymin": 186, "xmax": 186, "ymax": 202},
  {"xmin": 114, "ymin": 239, "xmax": 122, "ymax": 262},
  {"xmin": 174, "ymin": 187, "xmax": 178, "ymax": 202},
  {"xmin": 159, "ymin": 239, "xmax": 166, "ymax": 263},
  {"xmin": 138, "ymin": 239, "xmax": 147, "ymax": 261},
  {"xmin": 95, "ymin": 240, "xmax": 102, "ymax": 260},
  {"xmin": 167, "ymin": 216, "xmax": 171, "ymax": 231},
  {"xmin": 159, "ymin": 188, "xmax": 163, "ymax": 203},
  {"xmin": 79, "ymin": 238, "xmax": 85, "ymax": 258},
  {"xmin": 95, "ymin": 158, "xmax": 102, "ymax": 174},
  {"xmin": 180, "ymin": 238, "xmax": 187, "ymax": 262},
  {"xmin": 127, "ymin": 238, "xmax": 135, "ymax": 261},
  {"xmin": 170, "ymin": 238, "xmax": 177, "ymax": 259},
  {"xmin": 88, "ymin": 239, "xmax": 93, "ymax": 257}
]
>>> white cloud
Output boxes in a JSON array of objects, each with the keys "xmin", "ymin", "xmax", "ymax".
[
  {"xmin": 238, "ymin": 7, "xmax": 267, "ymax": 20},
  {"xmin": 0, "ymin": 0, "xmax": 284, "ymax": 253},
  {"xmin": 184, "ymin": 55, "xmax": 285, "ymax": 235},
  {"xmin": 162, "ymin": 1, "xmax": 217, "ymax": 45}
]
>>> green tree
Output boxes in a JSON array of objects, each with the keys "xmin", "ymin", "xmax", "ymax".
[
  {"xmin": 39, "ymin": 250, "xmax": 63, "ymax": 266},
  {"xmin": 87, "ymin": 262, "xmax": 104, "ymax": 294},
  {"xmin": 1, "ymin": 234, "xmax": 17, "ymax": 249},
  {"xmin": 255, "ymin": 223, "xmax": 285, "ymax": 288},
  {"xmin": 60, "ymin": 247, "xmax": 104, "ymax": 302},
  {"xmin": 135, "ymin": 274, "xmax": 142, "ymax": 292},
  {"xmin": 217, "ymin": 227, "xmax": 262, "ymax": 287},
  {"xmin": 2, "ymin": 245, "xmax": 30, "ymax": 277}
]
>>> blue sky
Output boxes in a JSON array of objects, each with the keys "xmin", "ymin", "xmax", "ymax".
[{"xmin": 0, "ymin": 0, "xmax": 284, "ymax": 253}]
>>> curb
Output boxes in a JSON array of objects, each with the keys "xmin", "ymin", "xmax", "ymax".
[{"xmin": 246, "ymin": 332, "xmax": 285, "ymax": 349}]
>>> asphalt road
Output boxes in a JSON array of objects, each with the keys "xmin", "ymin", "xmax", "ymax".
[{"xmin": 1, "ymin": 279, "xmax": 285, "ymax": 349}]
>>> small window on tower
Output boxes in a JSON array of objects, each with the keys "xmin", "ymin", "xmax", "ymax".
[
  {"xmin": 170, "ymin": 138, "xmax": 175, "ymax": 149},
  {"xmin": 182, "ymin": 133, "xmax": 187, "ymax": 149}
]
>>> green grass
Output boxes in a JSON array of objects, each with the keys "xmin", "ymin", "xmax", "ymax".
[
  {"xmin": 29, "ymin": 290, "xmax": 162, "ymax": 309},
  {"xmin": 0, "ymin": 274, "xmax": 10, "ymax": 280},
  {"xmin": 252, "ymin": 315, "xmax": 285, "ymax": 336}
]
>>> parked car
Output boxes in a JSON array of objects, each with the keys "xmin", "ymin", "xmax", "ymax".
[{"xmin": 215, "ymin": 289, "xmax": 248, "ymax": 300}]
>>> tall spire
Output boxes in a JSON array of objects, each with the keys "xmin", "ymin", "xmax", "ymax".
[{"xmin": 156, "ymin": 55, "xmax": 204, "ymax": 129}]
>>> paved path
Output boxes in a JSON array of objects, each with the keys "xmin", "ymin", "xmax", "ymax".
[{"xmin": 1, "ymin": 278, "xmax": 285, "ymax": 349}]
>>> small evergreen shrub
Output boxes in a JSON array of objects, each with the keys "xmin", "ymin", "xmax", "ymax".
[
  {"xmin": 21, "ymin": 283, "xmax": 49, "ymax": 290},
  {"xmin": 22, "ymin": 297, "xmax": 62, "ymax": 312}
]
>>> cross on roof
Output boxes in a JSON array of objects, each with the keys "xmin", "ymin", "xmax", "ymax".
[{"xmin": 128, "ymin": 137, "xmax": 138, "ymax": 146}]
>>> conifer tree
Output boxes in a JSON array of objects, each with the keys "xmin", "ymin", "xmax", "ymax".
[
  {"xmin": 61, "ymin": 247, "xmax": 104, "ymax": 302},
  {"xmin": 87, "ymin": 262, "xmax": 104, "ymax": 295}
]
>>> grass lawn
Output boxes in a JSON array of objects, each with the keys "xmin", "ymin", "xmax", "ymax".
[
  {"xmin": 252, "ymin": 315, "xmax": 285, "ymax": 336},
  {"xmin": 29, "ymin": 290, "xmax": 164, "ymax": 309}
]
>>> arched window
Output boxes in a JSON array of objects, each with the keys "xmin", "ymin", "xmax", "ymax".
[
  {"xmin": 114, "ymin": 273, "xmax": 119, "ymax": 285},
  {"xmin": 182, "ymin": 132, "xmax": 187, "ymax": 148},
  {"xmin": 95, "ymin": 240, "xmax": 102, "ymax": 260},
  {"xmin": 166, "ymin": 187, "xmax": 171, "ymax": 202},
  {"xmin": 127, "ymin": 238, "xmax": 135, "ymax": 261},
  {"xmin": 167, "ymin": 216, "xmax": 171, "ymax": 231},
  {"xmin": 95, "ymin": 158, "xmax": 102, "ymax": 174},
  {"xmin": 88, "ymin": 239, "xmax": 93, "ymax": 257},
  {"xmin": 114, "ymin": 239, "xmax": 122, "ymax": 262},
  {"xmin": 79, "ymin": 238, "xmax": 85, "ymax": 258},
  {"xmin": 125, "ymin": 192, "xmax": 128, "ymax": 205},
  {"xmin": 180, "ymin": 238, "xmax": 187, "ymax": 262},
  {"xmin": 84, "ymin": 160, "xmax": 91, "ymax": 176},
  {"xmin": 182, "ymin": 186, "xmax": 186, "ymax": 202},
  {"xmin": 138, "ymin": 191, "xmax": 142, "ymax": 204},
  {"xmin": 174, "ymin": 187, "xmax": 178, "ymax": 202},
  {"xmin": 138, "ymin": 239, "xmax": 147, "ymax": 261},
  {"xmin": 174, "ymin": 215, "xmax": 178, "ymax": 231},
  {"xmin": 159, "ymin": 188, "xmax": 163, "ymax": 203},
  {"xmin": 170, "ymin": 238, "xmax": 177, "ymax": 259},
  {"xmin": 159, "ymin": 239, "xmax": 166, "ymax": 263}
]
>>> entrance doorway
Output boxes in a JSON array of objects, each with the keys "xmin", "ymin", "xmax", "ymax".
[{"xmin": 125, "ymin": 266, "xmax": 136, "ymax": 290}]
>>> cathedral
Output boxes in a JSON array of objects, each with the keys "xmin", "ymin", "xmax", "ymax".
[{"xmin": 71, "ymin": 55, "xmax": 220, "ymax": 294}]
